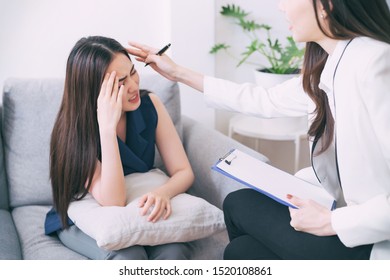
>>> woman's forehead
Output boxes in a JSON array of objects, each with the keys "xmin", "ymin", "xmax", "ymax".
[{"xmin": 106, "ymin": 53, "xmax": 133, "ymax": 75}]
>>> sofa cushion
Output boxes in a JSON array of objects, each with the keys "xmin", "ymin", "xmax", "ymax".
[
  {"xmin": 0, "ymin": 210, "xmax": 22, "ymax": 259},
  {"xmin": 189, "ymin": 231, "xmax": 228, "ymax": 260},
  {"xmin": 2, "ymin": 75, "xmax": 182, "ymax": 208},
  {"xmin": 3, "ymin": 79, "xmax": 63, "ymax": 208},
  {"xmin": 11, "ymin": 205, "xmax": 87, "ymax": 259}
]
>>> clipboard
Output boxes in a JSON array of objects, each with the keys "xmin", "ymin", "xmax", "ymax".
[{"xmin": 212, "ymin": 149, "xmax": 336, "ymax": 210}]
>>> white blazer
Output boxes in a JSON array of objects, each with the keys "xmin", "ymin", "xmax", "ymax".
[{"xmin": 204, "ymin": 37, "xmax": 390, "ymax": 259}]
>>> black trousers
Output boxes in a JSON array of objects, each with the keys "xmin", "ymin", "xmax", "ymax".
[{"xmin": 223, "ymin": 189, "xmax": 373, "ymax": 260}]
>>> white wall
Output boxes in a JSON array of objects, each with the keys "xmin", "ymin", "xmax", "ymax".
[
  {"xmin": 0, "ymin": 0, "xmax": 169, "ymax": 85},
  {"xmin": 170, "ymin": 0, "xmax": 215, "ymax": 127},
  {"xmin": 0, "ymin": 0, "xmax": 215, "ymax": 127}
]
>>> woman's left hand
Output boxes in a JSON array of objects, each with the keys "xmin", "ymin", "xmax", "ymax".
[
  {"xmin": 288, "ymin": 194, "xmax": 336, "ymax": 236},
  {"xmin": 138, "ymin": 191, "xmax": 172, "ymax": 223}
]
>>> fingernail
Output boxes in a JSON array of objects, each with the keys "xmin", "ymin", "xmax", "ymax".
[{"xmin": 287, "ymin": 194, "xmax": 293, "ymax": 199}]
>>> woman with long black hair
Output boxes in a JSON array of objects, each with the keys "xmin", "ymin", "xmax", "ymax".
[{"xmin": 46, "ymin": 36, "xmax": 194, "ymax": 259}]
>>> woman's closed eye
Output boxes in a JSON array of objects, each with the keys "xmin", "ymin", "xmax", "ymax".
[
  {"xmin": 118, "ymin": 81, "xmax": 125, "ymax": 89},
  {"xmin": 118, "ymin": 66, "xmax": 137, "ymax": 88},
  {"xmin": 118, "ymin": 76, "xmax": 127, "ymax": 88}
]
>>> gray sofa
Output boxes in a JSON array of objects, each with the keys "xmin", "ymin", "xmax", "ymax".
[{"xmin": 0, "ymin": 74, "xmax": 268, "ymax": 260}]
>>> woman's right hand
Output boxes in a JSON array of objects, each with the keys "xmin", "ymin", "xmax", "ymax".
[
  {"xmin": 127, "ymin": 42, "xmax": 179, "ymax": 82},
  {"xmin": 97, "ymin": 71, "xmax": 124, "ymax": 133}
]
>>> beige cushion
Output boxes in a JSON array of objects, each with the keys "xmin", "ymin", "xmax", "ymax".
[{"xmin": 68, "ymin": 169, "xmax": 225, "ymax": 251}]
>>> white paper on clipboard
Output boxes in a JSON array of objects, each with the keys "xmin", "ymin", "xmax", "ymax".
[{"xmin": 212, "ymin": 149, "xmax": 336, "ymax": 210}]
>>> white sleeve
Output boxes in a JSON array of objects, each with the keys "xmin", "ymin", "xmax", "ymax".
[
  {"xmin": 332, "ymin": 195, "xmax": 390, "ymax": 247},
  {"xmin": 359, "ymin": 45, "xmax": 390, "ymax": 174},
  {"xmin": 332, "ymin": 45, "xmax": 390, "ymax": 248},
  {"xmin": 203, "ymin": 75, "xmax": 310, "ymax": 118}
]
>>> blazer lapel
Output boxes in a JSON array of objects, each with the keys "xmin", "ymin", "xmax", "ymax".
[
  {"xmin": 126, "ymin": 109, "xmax": 148, "ymax": 157},
  {"xmin": 117, "ymin": 110, "xmax": 150, "ymax": 174}
]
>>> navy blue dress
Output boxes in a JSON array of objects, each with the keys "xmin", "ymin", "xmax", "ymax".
[{"xmin": 45, "ymin": 91, "xmax": 157, "ymax": 235}]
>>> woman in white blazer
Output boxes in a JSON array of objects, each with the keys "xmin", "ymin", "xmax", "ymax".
[{"xmin": 128, "ymin": 0, "xmax": 390, "ymax": 259}]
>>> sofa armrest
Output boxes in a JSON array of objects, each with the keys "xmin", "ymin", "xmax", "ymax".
[
  {"xmin": 182, "ymin": 116, "xmax": 269, "ymax": 209},
  {"xmin": 0, "ymin": 104, "xmax": 9, "ymax": 210}
]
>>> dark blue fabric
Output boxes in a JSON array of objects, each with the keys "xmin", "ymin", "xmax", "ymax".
[
  {"xmin": 119, "ymin": 92, "xmax": 157, "ymax": 175},
  {"xmin": 45, "ymin": 92, "xmax": 157, "ymax": 235},
  {"xmin": 44, "ymin": 207, "xmax": 74, "ymax": 235}
]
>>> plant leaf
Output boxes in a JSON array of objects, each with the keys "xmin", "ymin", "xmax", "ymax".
[
  {"xmin": 211, "ymin": 4, "xmax": 305, "ymax": 73},
  {"xmin": 209, "ymin": 43, "xmax": 230, "ymax": 54},
  {"xmin": 237, "ymin": 40, "xmax": 264, "ymax": 66},
  {"xmin": 238, "ymin": 19, "xmax": 263, "ymax": 32},
  {"xmin": 220, "ymin": 4, "xmax": 248, "ymax": 19}
]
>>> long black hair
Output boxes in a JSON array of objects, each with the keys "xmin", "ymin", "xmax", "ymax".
[
  {"xmin": 303, "ymin": 0, "xmax": 390, "ymax": 153},
  {"xmin": 50, "ymin": 36, "xmax": 131, "ymax": 228}
]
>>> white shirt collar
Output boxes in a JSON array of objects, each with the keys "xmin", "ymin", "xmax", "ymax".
[{"xmin": 319, "ymin": 40, "xmax": 351, "ymax": 93}]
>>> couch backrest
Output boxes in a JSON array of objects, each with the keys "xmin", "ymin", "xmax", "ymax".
[{"xmin": 2, "ymin": 74, "xmax": 181, "ymax": 208}]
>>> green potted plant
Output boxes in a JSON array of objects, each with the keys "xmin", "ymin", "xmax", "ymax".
[{"xmin": 210, "ymin": 4, "xmax": 305, "ymax": 86}]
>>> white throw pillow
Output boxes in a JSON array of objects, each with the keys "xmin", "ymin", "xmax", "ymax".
[{"xmin": 68, "ymin": 168, "xmax": 225, "ymax": 251}]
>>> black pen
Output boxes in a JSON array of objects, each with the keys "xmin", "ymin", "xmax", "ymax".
[{"xmin": 145, "ymin": 43, "xmax": 171, "ymax": 67}]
